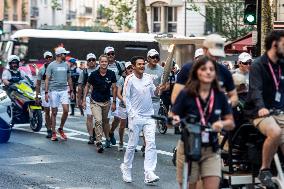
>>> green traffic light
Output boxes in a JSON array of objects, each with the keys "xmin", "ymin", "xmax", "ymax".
[{"xmin": 246, "ymin": 14, "xmax": 256, "ymax": 23}]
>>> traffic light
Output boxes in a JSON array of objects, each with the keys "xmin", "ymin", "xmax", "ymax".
[
  {"xmin": 244, "ymin": 0, "xmax": 257, "ymax": 25},
  {"xmin": 0, "ymin": 20, "xmax": 3, "ymax": 35}
]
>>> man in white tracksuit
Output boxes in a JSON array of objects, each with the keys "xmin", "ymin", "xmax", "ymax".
[{"xmin": 120, "ymin": 56, "xmax": 160, "ymax": 184}]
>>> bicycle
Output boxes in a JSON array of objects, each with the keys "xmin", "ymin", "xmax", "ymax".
[{"xmin": 156, "ymin": 99, "xmax": 168, "ymax": 134}]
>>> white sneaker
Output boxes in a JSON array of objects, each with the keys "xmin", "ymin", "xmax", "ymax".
[
  {"xmin": 118, "ymin": 143, "xmax": 124, "ymax": 151},
  {"xmin": 120, "ymin": 163, "xmax": 132, "ymax": 183},
  {"xmin": 144, "ymin": 171, "xmax": 160, "ymax": 184}
]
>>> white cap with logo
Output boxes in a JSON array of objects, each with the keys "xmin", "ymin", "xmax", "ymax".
[
  {"xmin": 194, "ymin": 48, "xmax": 204, "ymax": 59},
  {"xmin": 55, "ymin": 47, "xmax": 70, "ymax": 55},
  {"xmin": 125, "ymin": 61, "xmax": 132, "ymax": 68},
  {"xmin": 8, "ymin": 55, "xmax": 20, "ymax": 63},
  {"xmin": 43, "ymin": 51, "xmax": 53, "ymax": 58},
  {"xmin": 147, "ymin": 49, "xmax": 159, "ymax": 57},
  {"xmin": 86, "ymin": 53, "xmax": 96, "ymax": 60},
  {"xmin": 104, "ymin": 46, "xmax": 115, "ymax": 54},
  {"xmin": 203, "ymin": 34, "xmax": 225, "ymax": 57},
  {"xmin": 238, "ymin": 52, "xmax": 252, "ymax": 63}
]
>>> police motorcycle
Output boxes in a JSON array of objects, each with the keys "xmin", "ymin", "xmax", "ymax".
[
  {"xmin": 220, "ymin": 108, "xmax": 284, "ymax": 189},
  {"xmin": 3, "ymin": 58, "xmax": 43, "ymax": 132},
  {"xmin": 151, "ymin": 114, "xmax": 216, "ymax": 189}
]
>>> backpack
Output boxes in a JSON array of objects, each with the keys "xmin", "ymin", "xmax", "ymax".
[
  {"xmin": 82, "ymin": 68, "xmax": 89, "ymax": 86},
  {"xmin": 116, "ymin": 62, "xmax": 124, "ymax": 76}
]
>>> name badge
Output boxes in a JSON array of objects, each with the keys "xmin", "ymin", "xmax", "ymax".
[
  {"xmin": 275, "ymin": 91, "xmax": 281, "ymax": 102},
  {"xmin": 202, "ymin": 131, "xmax": 209, "ymax": 143}
]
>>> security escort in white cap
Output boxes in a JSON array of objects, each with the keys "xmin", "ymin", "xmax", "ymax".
[
  {"xmin": 171, "ymin": 33, "xmax": 238, "ymax": 108},
  {"xmin": 44, "ymin": 46, "xmax": 74, "ymax": 141},
  {"xmin": 77, "ymin": 52, "xmax": 98, "ymax": 145},
  {"xmin": 35, "ymin": 51, "xmax": 54, "ymax": 138},
  {"xmin": 2, "ymin": 55, "xmax": 27, "ymax": 88},
  {"xmin": 235, "ymin": 52, "xmax": 252, "ymax": 85},
  {"xmin": 104, "ymin": 46, "xmax": 125, "ymax": 148}
]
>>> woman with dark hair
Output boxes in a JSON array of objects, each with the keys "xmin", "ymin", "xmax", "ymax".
[{"xmin": 171, "ymin": 56, "xmax": 235, "ymax": 189}]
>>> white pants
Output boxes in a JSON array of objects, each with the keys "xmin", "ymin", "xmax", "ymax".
[
  {"xmin": 123, "ymin": 116, "xmax": 157, "ymax": 173},
  {"xmin": 85, "ymin": 96, "xmax": 92, "ymax": 115},
  {"xmin": 49, "ymin": 90, "xmax": 69, "ymax": 108},
  {"xmin": 152, "ymin": 101, "xmax": 160, "ymax": 115},
  {"xmin": 41, "ymin": 91, "xmax": 50, "ymax": 108}
]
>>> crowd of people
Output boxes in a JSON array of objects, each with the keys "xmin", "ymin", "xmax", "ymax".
[{"xmin": 1, "ymin": 30, "xmax": 284, "ymax": 188}]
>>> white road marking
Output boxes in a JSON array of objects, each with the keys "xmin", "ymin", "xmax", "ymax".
[{"xmin": 13, "ymin": 125, "xmax": 174, "ymax": 157}]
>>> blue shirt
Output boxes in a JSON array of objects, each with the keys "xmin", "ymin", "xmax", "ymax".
[{"xmin": 176, "ymin": 62, "xmax": 235, "ymax": 92}]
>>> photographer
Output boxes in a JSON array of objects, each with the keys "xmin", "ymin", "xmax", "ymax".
[{"xmin": 171, "ymin": 56, "xmax": 235, "ymax": 189}]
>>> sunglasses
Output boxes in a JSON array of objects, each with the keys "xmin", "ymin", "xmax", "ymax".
[
  {"xmin": 88, "ymin": 58, "xmax": 96, "ymax": 62},
  {"xmin": 241, "ymin": 61, "xmax": 251, "ymax": 65},
  {"xmin": 107, "ymin": 52, "xmax": 115, "ymax": 56},
  {"xmin": 46, "ymin": 56, "xmax": 53, "ymax": 59},
  {"xmin": 149, "ymin": 55, "xmax": 160, "ymax": 60},
  {"xmin": 10, "ymin": 61, "xmax": 19, "ymax": 64}
]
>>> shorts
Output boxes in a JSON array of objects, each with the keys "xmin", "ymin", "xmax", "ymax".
[
  {"xmin": 49, "ymin": 90, "xmax": 69, "ymax": 108},
  {"xmin": 85, "ymin": 96, "xmax": 92, "ymax": 116},
  {"xmin": 117, "ymin": 106, "xmax": 127, "ymax": 119},
  {"xmin": 152, "ymin": 101, "xmax": 160, "ymax": 115},
  {"xmin": 108, "ymin": 97, "xmax": 119, "ymax": 118},
  {"xmin": 41, "ymin": 91, "xmax": 50, "ymax": 108},
  {"xmin": 176, "ymin": 140, "xmax": 221, "ymax": 184},
  {"xmin": 253, "ymin": 115, "xmax": 284, "ymax": 144}
]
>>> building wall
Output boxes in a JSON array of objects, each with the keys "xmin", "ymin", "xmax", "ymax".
[{"xmin": 277, "ymin": 0, "xmax": 284, "ymax": 21}]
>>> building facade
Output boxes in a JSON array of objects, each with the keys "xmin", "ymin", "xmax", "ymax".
[{"xmin": 145, "ymin": 0, "xmax": 206, "ymax": 36}]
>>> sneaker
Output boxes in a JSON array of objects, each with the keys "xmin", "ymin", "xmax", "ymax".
[
  {"xmin": 88, "ymin": 136, "xmax": 95, "ymax": 144},
  {"xmin": 118, "ymin": 143, "xmax": 124, "ymax": 151},
  {"xmin": 109, "ymin": 132, "xmax": 116, "ymax": 145},
  {"xmin": 105, "ymin": 139, "xmax": 111, "ymax": 148},
  {"xmin": 120, "ymin": 163, "xmax": 132, "ymax": 183},
  {"xmin": 144, "ymin": 171, "xmax": 160, "ymax": 184},
  {"xmin": 51, "ymin": 132, "xmax": 58, "ymax": 141},
  {"xmin": 258, "ymin": 169, "xmax": 276, "ymax": 189},
  {"xmin": 57, "ymin": 128, "xmax": 67, "ymax": 140},
  {"xmin": 96, "ymin": 142, "xmax": 104, "ymax": 153},
  {"xmin": 46, "ymin": 129, "xmax": 52, "ymax": 138}
]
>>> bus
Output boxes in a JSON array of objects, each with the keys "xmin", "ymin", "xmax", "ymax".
[{"xmin": 0, "ymin": 29, "xmax": 159, "ymax": 74}]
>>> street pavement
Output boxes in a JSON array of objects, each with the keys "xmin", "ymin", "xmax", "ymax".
[{"xmin": 0, "ymin": 109, "xmax": 180, "ymax": 189}]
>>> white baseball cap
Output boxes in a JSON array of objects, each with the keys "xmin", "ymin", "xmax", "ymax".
[
  {"xmin": 125, "ymin": 61, "xmax": 132, "ymax": 68},
  {"xmin": 238, "ymin": 52, "xmax": 252, "ymax": 63},
  {"xmin": 203, "ymin": 34, "xmax": 225, "ymax": 57},
  {"xmin": 104, "ymin": 46, "xmax": 115, "ymax": 54},
  {"xmin": 55, "ymin": 47, "xmax": 70, "ymax": 55},
  {"xmin": 8, "ymin": 55, "xmax": 20, "ymax": 63},
  {"xmin": 86, "ymin": 53, "xmax": 96, "ymax": 60},
  {"xmin": 194, "ymin": 48, "xmax": 204, "ymax": 59},
  {"xmin": 147, "ymin": 49, "xmax": 159, "ymax": 57},
  {"xmin": 43, "ymin": 51, "xmax": 53, "ymax": 58}
]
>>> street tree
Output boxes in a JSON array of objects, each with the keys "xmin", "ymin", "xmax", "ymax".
[
  {"xmin": 260, "ymin": 0, "xmax": 272, "ymax": 54},
  {"xmin": 188, "ymin": 0, "xmax": 254, "ymax": 40},
  {"xmin": 136, "ymin": 0, "xmax": 149, "ymax": 33},
  {"xmin": 103, "ymin": 0, "xmax": 135, "ymax": 31}
]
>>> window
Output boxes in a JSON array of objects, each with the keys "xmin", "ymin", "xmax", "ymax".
[
  {"xmin": 152, "ymin": 7, "xmax": 161, "ymax": 33},
  {"xmin": 167, "ymin": 7, "xmax": 177, "ymax": 33}
]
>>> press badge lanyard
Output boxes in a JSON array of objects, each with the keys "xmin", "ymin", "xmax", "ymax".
[
  {"xmin": 268, "ymin": 62, "xmax": 282, "ymax": 102},
  {"xmin": 195, "ymin": 89, "xmax": 215, "ymax": 126}
]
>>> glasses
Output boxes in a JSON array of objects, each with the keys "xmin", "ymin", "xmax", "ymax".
[
  {"xmin": 149, "ymin": 55, "xmax": 160, "ymax": 60},
  {"xmin": 10, "ymin": 61, "xmax": 19, "ymax": 64},
  {"xmin": 126, "ymin": 66, "xmax": 133, "ymax": 70},
  {"xmin": 88, "ymin": 58, "xmax": 96, "ymax": 62},
  {"xmin": 107, "ymin": 52, "xmax": 115, "ymax": 56},
  {"xmin": 46, "ymin": 56, "xmax": 53, "ymax": 59},
  {"xmin": 241, "ymin": 61, "xmax": 252, "ymax": 65}
]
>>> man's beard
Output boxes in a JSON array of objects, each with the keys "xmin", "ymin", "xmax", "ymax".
[
  {"xmin": 276, "ymin": 48, "xmax": 284, "ymax": 59},
  {"xmin": 11, "ymin": 65, "xmax": 19, "ymax": 70}
]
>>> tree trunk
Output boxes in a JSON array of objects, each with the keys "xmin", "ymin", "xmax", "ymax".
[
  {"xmin": 136, "ymin": 0, "xmax": 149, "ymax": 33},
  {"xmin": 261, "ymin": 0, "xmax": 272, "ymax": 54}
]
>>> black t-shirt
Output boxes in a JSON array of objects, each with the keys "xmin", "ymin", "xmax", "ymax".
[
  {"xmin": 172, "ymin": 89, "xmax": 232, "ymax": 124},
  {"xmin": 87, "ymin": 69, "xmax": 116, "ymax": 102},
  {"xmin": 176, "ymin": 62, "xmax": 235, "ymax": 92}
]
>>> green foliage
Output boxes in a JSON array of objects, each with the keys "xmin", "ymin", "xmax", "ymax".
[
  {"xmin": 102, "ymin": 0, "xmax": 135, "ymax": 30},
  {"xmin": 188, "ymin": 0, "xmax": 255, "ymax": 40},
  {"xmin": 40, "ymin": 25, "xmax": 114, "ymax": 33},
  {"xmin": 51, "ymin": 0, "xmax": 61, "ymax": 10},
  {"xmin": 22, "ymin": 0, "xmax": 27, "ymax": 21}
]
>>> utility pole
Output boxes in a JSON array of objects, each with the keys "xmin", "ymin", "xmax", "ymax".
[{"xmin": 256, "ymin": 0, "xmax": 261, "ymax": 56}]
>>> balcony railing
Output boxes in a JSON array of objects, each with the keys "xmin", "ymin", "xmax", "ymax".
[{"xmin": 66, "ymin": 10, "xmax": 76, "ymax": 20}]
